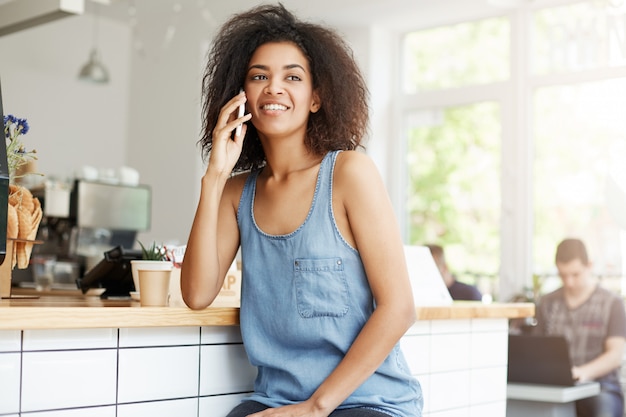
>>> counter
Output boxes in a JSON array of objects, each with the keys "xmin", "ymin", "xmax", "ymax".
[
  {"xmin": 0, "ymin": 291, "xmax": 534, "ymax": 417},
  {"xmin": 0, "ymin": 290, "xmax": 532, "ymax": 329},
  {"xmin": 0, "ymin": 293, "xmax": 240, "ymax": 330}
]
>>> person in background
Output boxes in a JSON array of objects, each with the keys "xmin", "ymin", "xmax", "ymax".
[
  {"xmin": 180, "ymin": 4, "xmax": 422, "ymax": 417},
  {"xmin": 534, "ymin": 238, "xmax": 626, "ymax": 417},
  {"xmin": 425, "ymin": 244, "xmax": 482, "ymax": 301}
]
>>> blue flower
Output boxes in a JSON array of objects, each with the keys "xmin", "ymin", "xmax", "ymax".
[
  {"xmin": 3, "ymin": 114, "xmax": 37, "ymax": 181},
  {"xmin": 17, "ymin": 118, "xmax": 29, "ymax": 135}
]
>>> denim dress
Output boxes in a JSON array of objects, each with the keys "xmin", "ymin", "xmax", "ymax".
[{"xmin": 237, "ymin": 150, "xmax": 422, "ymax": 417}]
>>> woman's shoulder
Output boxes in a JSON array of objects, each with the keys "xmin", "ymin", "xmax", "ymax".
[
  {"xmin": 333, "ymin": 150, "xmax": 385, "ymax": 197},
  {"xmin": 334, "ymin": 150, "xmax": 378, "ymax": 177}
]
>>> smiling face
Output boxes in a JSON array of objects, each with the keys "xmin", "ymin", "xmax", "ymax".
[{"xmin": 243, "ymin": 41, "xmax": 320, "ymax": 140}]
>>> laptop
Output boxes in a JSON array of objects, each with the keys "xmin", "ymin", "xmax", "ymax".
[{"xmin": 508, "ymin": 334, "xmax": 580, "ymax": 386}]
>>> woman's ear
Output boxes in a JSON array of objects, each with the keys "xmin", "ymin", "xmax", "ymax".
[{"xmin": 310, "ymin": 91, "xmax": 321, "ymax": 113}]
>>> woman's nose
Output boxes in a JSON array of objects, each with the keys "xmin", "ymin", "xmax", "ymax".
[{"xmin": 263, "ymin": 79, "xmax": 284, "ymax": 95}]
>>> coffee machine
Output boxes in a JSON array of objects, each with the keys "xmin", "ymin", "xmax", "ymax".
[{"xmin": 13, "ymin": 179, "xmax": 151, "ymax": 290}]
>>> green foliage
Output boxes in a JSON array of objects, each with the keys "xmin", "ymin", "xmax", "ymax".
[
  {"xmin": 405, "ymin": 101, "xmax": 501, "ymax": 281},
  {"xmin": 138, "ymin": 240, "xmax": 167, "ymax": 261}
]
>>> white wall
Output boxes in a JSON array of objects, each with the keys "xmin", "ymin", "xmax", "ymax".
[
  {"xmin": 0, "ymin": 5, "xmax": 206, "ymax": 246},
  {"xmin": 123, "ymin": 2, "xmax": 211, "ymax": 246},
  {"xmin": 0, "ymin": 13, "xmax": 130, "ymax": 182}
]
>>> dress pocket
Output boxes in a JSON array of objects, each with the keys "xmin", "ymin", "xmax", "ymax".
[{"xmin": 294, "ymin": 257, "xmax": 349, "ymax": 318}]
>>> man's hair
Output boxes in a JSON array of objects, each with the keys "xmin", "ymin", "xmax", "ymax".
[{"xmin": 555, "ymin": 238, "xmax": 589, "ymax": 265}]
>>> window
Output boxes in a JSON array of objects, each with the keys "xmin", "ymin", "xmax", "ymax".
[
  {"xmin": 401, "ymin": 17, "xmax": 509, "ymax": 295},
  {"xmin": 532, "ymin": 1, "xmax": 626, "ymax": 75},
  {"xmin": 397, "ymin": 0, "xmax": 626, "ymax": 300},
  {"xmin": 531, "ymin": 1, "xmax": 626, "ymax": 295},
  {"xmin": 402, "ymin": 17, "xmax": 509, "ymax": 92},
  {"xmin": 404, "ymin": 103, "xmax": 501, "ymax": 290}
]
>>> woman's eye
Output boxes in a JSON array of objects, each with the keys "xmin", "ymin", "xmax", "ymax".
[
  {"xmin": 251, "ymin": 74, "xmax": 267, "ymax": 80},
  {"xmin": 287, "ymin": 75, "xmax": 301, "ymax": 81}
]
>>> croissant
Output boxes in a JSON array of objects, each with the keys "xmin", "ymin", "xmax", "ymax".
[
  {"xmin": 7, "ymin": 184, "xmax": 42, "ymax": 269},
  {"xmin": 7, "ymin": 203, "xmax": 18, "ymax": 239}
]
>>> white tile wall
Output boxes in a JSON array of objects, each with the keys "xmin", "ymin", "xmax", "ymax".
[
  {"xmin": 0, "ymin": 352, "xmax": 20, "ymax": 414},
  {"xmin": 21, "ymin": 349, "xmax": 118, "ymax": 411},
  {"xmin": 118, "ymin": 345, "xmax": 200, "ymax": 403},
  {"xmin": 430, "ymin": 333, "xmax": 471, "ymax": 373},
  {"xmin": 429, "ymin": 370, "xmax": 471, "ymax": 412},
  {"xmin": 401, "ymin": 334, "xmax": 431, "ymax": 375},
  {"xmin": 471, "ymin": 318, "xmax": 508, "ymax": 332},
  {"xmin": 26, "ymin": 406, "xmax": 116, "ymax": 417},
  {"xmin": 405, "ymin": 320, "xmax": 432, "ymax": 336},
  {"xmin": 431, "ymin": 319, "xmax": 471, "ymax": 334},
  {"xmin": 200, "ymin": 344, "xmax": 256, "ymax": 395},
  {"xmin": 470, "ymin": 367, "xmax": 507, "ymax": 405},
  {"xmin": 4, "ymin": 319, "xmax": 509, "ymax": 417},
  {"xmin": 119, "ymin": 327, "xmax": 199, "ymax": 347},
  {"xmin": 470, "ymin": 331, "xmax": 507, "ymax": 368},
  {"xmin": 0, "ymin": 330, "xmax": 21, "ymax": 351},
  {"xmin": 429, "ymin": 408, "xmax": 469, "ymax": 417},
  {"xmin": 201, "ymin": 326, "xmax": 244, "ymax": 344},
  {"xmin": 23, "ymin": 328, "xmax": 117, "ymax": 350},
  {"xmin": 419, "ymin": 318, "xmax": 509, "ymax": 417},
  {"xmin": 117, "ymin": 398, "xmax": 198, "ymax": 417}
]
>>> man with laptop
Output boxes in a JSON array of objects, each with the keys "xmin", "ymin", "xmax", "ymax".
[{"xmin": 533, "ymin": 238, "xmax": 626, "ymax": 417}]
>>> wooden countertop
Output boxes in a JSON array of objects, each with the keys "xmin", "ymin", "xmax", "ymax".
[{"xmin": 0, "ymin": 289, "xmax": 534, "ymax": 330}]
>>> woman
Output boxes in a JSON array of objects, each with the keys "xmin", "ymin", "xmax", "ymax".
[{"xmin": 181, "ymin": 4, "xmax": 422, "ymax": 417}]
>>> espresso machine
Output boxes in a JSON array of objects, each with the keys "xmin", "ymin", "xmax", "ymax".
[{"xmin": 13, "ymin": 179, "xmax": 151, "ymax": 290}]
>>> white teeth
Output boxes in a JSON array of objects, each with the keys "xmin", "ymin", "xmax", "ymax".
[{"xmin": 263, "ymin": 104, "xmax": 287, "ymax": 111}]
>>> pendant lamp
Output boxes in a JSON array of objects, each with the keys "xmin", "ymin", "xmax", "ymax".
[{"xmin": 78, "ymin": 4, "xmax": 109, "ymax": 84}]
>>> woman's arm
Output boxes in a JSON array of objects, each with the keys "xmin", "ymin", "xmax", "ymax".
[
  {"xmin": 180, "ymin": 92, "xmax": 251, "ymax": 310},
  {"xmin": 311, "ymin": 151, "xmax": 416, "ymax": 411}
]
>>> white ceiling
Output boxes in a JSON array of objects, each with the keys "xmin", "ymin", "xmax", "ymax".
[
  {"xmin": 92, "ymin": 0, "xmax": 514, "ymax": 32},
  {"xmin": 0, "ymin": 0, "xmax": 557, "ymax": 37}
]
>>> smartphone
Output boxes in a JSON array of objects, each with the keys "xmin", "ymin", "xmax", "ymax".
[{"xmin": 235, "ymin": 89, "xmax": 245, "ymax": 137}]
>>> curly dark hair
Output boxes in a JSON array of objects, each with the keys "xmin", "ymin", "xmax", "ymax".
[{"xmin": 199, "ymin": 3, "xmax": 369, "ymax": 173}]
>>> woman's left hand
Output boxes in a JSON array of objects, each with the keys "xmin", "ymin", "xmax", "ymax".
[{"xmin": 248, "ymin": 401, "xmax": 328, "ymax": 417}]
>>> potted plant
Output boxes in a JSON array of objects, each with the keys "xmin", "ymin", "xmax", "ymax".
[
  {"xmin": 130, "ymin": 241, "xmax": 173, "ymax": 296},
  {"xmin": 138, "ymin": 241, "xmax": 167, "ymax": 261}
]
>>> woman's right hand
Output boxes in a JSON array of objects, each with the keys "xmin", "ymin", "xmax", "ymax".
[{"xmin": 208, "ymin": 90, "xmax": 252, "ymax": 177}]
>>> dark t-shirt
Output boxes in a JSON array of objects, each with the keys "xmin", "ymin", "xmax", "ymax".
[
  {"xmin": 534, "ymin": 285, "xmax": 626, "ymax": 385},
  {"xmin": 448, "ymin": 280, "xmax": 482, "ymax": 301}
]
